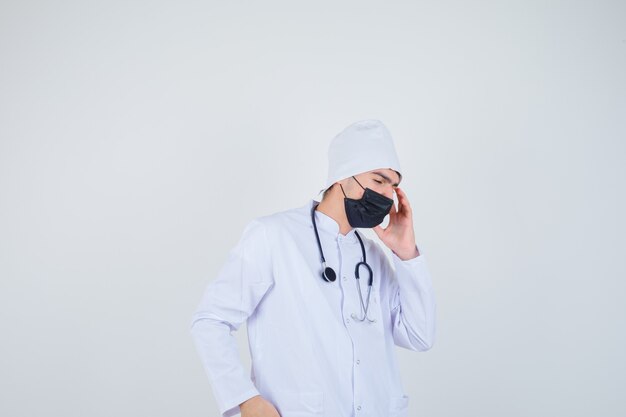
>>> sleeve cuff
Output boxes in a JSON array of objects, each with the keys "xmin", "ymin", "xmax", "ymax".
[
  {"xmin": 221, "ymin": 387, "xmax": 261, "ymax": 417},
  {"xmin": 391, "ymin": 244, "xmax": 433, "ymax": 288},
  {"xmin": 391, "ymin": 244, "xmax": 423, "ymax": 264}
]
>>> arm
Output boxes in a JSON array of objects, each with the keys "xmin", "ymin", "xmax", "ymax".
[
  {"xmin": 371, "ymin": 187, "xmax": 436, "ymax": 350},
  {"xmin": 189, "ymin": 219, "xmax": 275, "ymax": 417},
  {"xmin": 379, "ymin": 244, "xmax": 437, "ymax": 351}
]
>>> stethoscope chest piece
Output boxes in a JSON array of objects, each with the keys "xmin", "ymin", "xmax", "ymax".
[{"xmin": 322, "ymin": 262, "xmax": 336, "ymax": 282}]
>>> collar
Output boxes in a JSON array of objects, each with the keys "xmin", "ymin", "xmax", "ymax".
[{"xmin": 308, "ymin": 199, "xmax": 359, "ymax": 243}]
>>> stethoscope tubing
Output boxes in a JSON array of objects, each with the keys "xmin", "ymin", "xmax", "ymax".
[{"xmin": 311, "ymin": 202, "xmax": 375, "ymax": 322}]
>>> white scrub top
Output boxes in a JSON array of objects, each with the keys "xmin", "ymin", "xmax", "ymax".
[{"xmin": 190, "ymin": 199, "xmax": 437, "ymax": 417}]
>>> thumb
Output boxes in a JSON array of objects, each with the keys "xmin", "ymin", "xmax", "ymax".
[{"xmin": 373, "ymin": 224, "xmax": 384, "ymax": 239}]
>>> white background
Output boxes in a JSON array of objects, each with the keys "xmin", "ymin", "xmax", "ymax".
[{"xmin": 1, "ymin": 1, "xmax": 625, "ymax": 416}]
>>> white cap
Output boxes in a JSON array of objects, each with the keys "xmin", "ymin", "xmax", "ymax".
[{"xmin": 319, "ymin": 119, "xmax": 402, "ymax": 194}]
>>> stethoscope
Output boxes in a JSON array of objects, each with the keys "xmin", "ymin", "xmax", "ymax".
[{"xmin": 311, "ymin": 202, "xmax": 375, "ymax": 322}]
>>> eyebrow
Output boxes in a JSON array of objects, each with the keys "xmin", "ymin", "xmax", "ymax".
[{"xmin": 372, "ymin": 171, "xmax": 400, "ymax": 187}]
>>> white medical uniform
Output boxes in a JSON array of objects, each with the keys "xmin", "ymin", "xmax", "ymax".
[{"xmin": 190, "ymin": 198, "xmax": 437, "ymax": 417}]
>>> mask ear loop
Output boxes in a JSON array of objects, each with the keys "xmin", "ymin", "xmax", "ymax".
[
  {"xmin": 340, "ymin": 177, "xmax": 366, "ymax": 200},
  {"xmin": 339, "ymin": 183, "xmax": 349, "ymax": 198},
  {"xmin": 351, "ymin": 175, "xmax": 366, "ymax": 190}
]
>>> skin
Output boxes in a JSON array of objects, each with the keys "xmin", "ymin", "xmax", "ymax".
[
  {"xmin": 318, "ymin": 168, "xmax": 420, "ymax": 261},
  {"xmin": 240, "ymin": 395, "xmax": 281, "ymax": 417},
  {"xmin": 239, "ymin": 168, "xmax": 419, "ymax": 416}
]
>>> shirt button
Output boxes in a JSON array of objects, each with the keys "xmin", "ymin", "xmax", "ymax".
[
  {"xmin": 345, "ymin": 317, "xmax": 350, "ymax": 324},
  {"xmin": 357, "ymin": 405, "xmax": 362, "ymax": 411},
  {"xmin": 356, "ymin": 359, "xmax": 360, "ymax": 365}
]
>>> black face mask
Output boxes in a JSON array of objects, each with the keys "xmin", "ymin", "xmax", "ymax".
[{"xmin": 339, "ymin": 176, "xmax": 394, "ymax": 228}]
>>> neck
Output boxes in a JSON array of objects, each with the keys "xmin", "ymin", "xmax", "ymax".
[{"xmin": 316, "ymin": 197, "xmax": 353, "ymax": 236}]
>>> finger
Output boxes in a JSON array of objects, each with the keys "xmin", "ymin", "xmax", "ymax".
[
  {"xmin": 387, "ymin": 200, "xmax": 398, "ymax": 222},
  {"xmin": 396, "ymin": 187, "xmax": 411, "ymax": 213},
  {"xmin": 397, "ymin": 187, "xmax": 410, "ymax": 204},
  {"xmin": 393, "ymin": 191, "xmax": 403, "ymax": 215}
]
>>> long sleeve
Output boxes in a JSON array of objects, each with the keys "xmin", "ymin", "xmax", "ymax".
[
  {"xmin": 378, "ymin": 244, "xmax": 437, "ymax": 351},
  {"xmin": 189, "ymin": 219, "xmax": 275, "ymax": 417}
]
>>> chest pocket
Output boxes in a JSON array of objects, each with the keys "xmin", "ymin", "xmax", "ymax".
[{"xmin": 274, "ymin": 391, "xmax": 324, "ymax": 416}]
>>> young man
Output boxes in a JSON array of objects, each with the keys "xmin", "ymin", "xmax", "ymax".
[{"xmin": 190, "ymin": 119, "xmax": 437, "ymax": 417}]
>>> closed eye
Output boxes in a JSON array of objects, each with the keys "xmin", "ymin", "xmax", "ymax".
[{"xmin": 374, "ymin": 180, "xmax": 383, "ymax": 184}]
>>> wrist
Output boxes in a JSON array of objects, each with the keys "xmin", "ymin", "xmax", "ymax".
[
  {"xmin": 240, "ymin": 395, "xmax": 260, "ymax": 409},
  {"xmin": 395, "ymin": 245, "xmax": 420, "ymax": 261}
]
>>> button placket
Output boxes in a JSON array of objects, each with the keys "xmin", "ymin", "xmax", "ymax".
[{"xmin": 339, "ymin": 235, "xmax": 368, "ymax": 417}]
